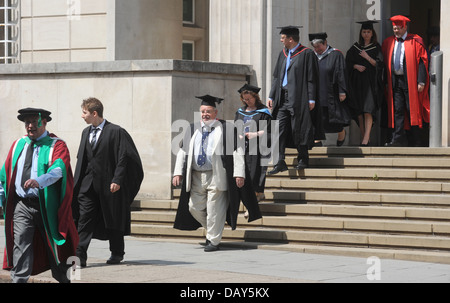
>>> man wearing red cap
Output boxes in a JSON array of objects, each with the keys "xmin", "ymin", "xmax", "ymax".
[{"xmin": 382, "ymin": 15, "xmax": 430, "ymax": 147}]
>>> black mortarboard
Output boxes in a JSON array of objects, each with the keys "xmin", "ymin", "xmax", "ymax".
[
  {"xmin": 357, "ymin": 20, "xmax": 379, "ymax": 30},
  {"xmin": 196, "ymin": 95, "xmax": 224, "ymax": 107},
  {"xmin": 238, "ymin": 84, "xmax": 261, "ymax": 94},
  {"xmin": 309, "ymin": 32, "xmax": 328, "ymax": 41},
  {"xmin": 17, "ymin": 108, "xmax": 52, "ymax": 122},
  {"xmin": 278, "ymin": 26, "xmax": 303, "ymax": 36}
]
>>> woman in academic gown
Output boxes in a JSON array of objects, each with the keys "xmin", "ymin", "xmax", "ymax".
[
  {"xmin": 346, "ymin": 21, "xmax": 384, "ymax": 146},
  {"xmin": 234, "ymin": 84, "xmax": 272, "ymax": 215},
  {"xmin": 310, "ymin": 33, "xmax": 351, "ymax": 147}
]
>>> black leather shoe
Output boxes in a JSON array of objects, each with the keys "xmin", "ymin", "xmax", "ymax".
[
  {"xmin": 204, "ymin": 243, "xmax": 219, "ymax": 252},
  {"xmin": 295, "ymin": 159, "xmax": 309, "ymax": 170},
  {"xmin": 201, "ymin": 239, "xmax": 211, "ymax": 247},
  {"xmin": 268, "ymin": 161, "xmax": 288, "ymax": 175},
  {"xmin": 106, "ymin": 254, "xmax": 124, "ymax": 265}
]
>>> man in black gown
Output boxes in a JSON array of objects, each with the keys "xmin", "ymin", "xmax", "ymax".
[
  {"xmin": 267, "ymin": 26, "xmax": 322, "ymax": 175},
  {"xmin": 73, "ymin": 98, "xmax": 144, "ymax": 266}
]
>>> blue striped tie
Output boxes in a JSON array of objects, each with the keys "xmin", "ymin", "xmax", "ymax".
[
  {"xmin": 197, "ymin": 128, "xmax": 211, "ymax": 167},
  {"xmin": 394, "ymin": 38, "xmax": 403, "ymax": 72}
]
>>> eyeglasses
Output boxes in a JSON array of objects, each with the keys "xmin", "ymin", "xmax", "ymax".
[{"xmin": 24, "ymin": 120, "xmax": 39, "ymax": 126}]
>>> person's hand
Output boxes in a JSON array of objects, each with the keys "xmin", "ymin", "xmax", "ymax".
[
  {"xmin": 354, "ymin": 64, "xmax": 366, "ymax": 73},
  {"xmin": 245, "ymin": 132, "xmax": 258, "ymax": 140},
  {"xmin": 172, "ymin": 176, "xmax": 183, "ymax": 187},
  {"xmin": 418, "ymin": 84, "xmax": 425, "ymax": 93},
  {"xmin": 339, "ymin": 94, "xmax": 347, "ymax": 102},
  {"xmin": 236, "ymin": 177, "xmax": 245, "ymax": 188},
  {"xmin": 23, "ymin": 179, "xmax": 39, "ymax": 189},
  {"xmin": 267, "ymin": 99, "xmax": 273, "ymax": 110},
  {"xmin": 110, "ymin": 183, "xmax": 121, "ymax": 193}
]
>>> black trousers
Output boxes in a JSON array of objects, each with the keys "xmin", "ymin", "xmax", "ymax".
[
  {"xmin": 276, "ymin": 91, "xmax": 309, "ymax": 164},
  {"xmin": 76, "ymin": 184, "xmax": 125, "ymax": 262},
  {"xmin": 392, "ymin": 74, "xmax": 410, "ymax": 144}
]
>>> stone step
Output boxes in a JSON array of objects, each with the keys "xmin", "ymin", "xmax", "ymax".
[
  {"xmin": 131, "ymin": 200, "xmax": 450, "ymax": 221},
  {"xmin": 155, "ymin": 189, "xmax": 450, "ymax": 207},
  {"xmin": 262, "ymin": 191, "xmax": 450, "ymax": 207},
  {"xmin": 131, "ymin": 210, "xmax": 450, "ymax": 236},
  {"xmin": 305, "ymin": 147, "xmax": 450, "ymax": 158},
  {"xmin": 272, "ymin": 168, "xmax": 450, "ymax": 182},
  {"xmin": 259, "ymin": 203, "xmax": 450, "ymax": 221},
  {"xmin": 280, "ymin": 157, "xmax": 450, "ymax": 169},
  {"xmin": 264, "ymin": 179, "xmax": 450, "ymax": 194},
  {"xmin": 131, "ymin": 224, "xmax": 450, "ymax": 252}
]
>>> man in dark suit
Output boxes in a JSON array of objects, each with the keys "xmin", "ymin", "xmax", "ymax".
[
  {"xmin": 267, "ymin": 26, "xmax": 321, "ymax": 175},
  {"xmin": 73, "ymin": 98, "xmax": 143, "ymax": 267}
]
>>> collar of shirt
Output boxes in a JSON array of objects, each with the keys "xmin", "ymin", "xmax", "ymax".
[
  {"xmin": 34, "ymin": 131, "xmax": 49, "ymax": 142},
  {"xmin": 288, "ymin": 43, "xmax": 301, "ymax": 54},
  {"xmin": 201, "ymin": 120, "xmax": 219, "ymax": 132},
  {"xmin": 92, "ymin": 119, "xmax": 106, "ymax": 131}
]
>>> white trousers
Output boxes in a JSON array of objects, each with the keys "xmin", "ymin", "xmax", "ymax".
[{"xmin": 189, "ymin": 170, "xmax": 228, "ymax": 246}]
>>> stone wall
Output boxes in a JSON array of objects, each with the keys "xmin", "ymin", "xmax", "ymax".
[{"xmin": 0, "ymin": 60, "xmax": 253, "ymax": 199}]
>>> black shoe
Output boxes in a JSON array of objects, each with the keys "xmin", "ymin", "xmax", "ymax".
[
  {"xmin": 204, "ymin": 243, "xmax": 219, "ymax": 252},
  {"xmin": 106, "ymin": 254, "xmax": 124, "ymax": 265},
  {"xmin": 295, "ymin": 159, "xmax": 309, "ymax": 170},
  {"xmin": 337, "ymin": 130, "xmax": 346, "ymax": 147},
  {"xmin": 268, "ymin": 161, "xmax": 288, "ymax": 175},
  {"xmin": 201, "ymin": 239, "xmax": 211, "ymax": 247}
]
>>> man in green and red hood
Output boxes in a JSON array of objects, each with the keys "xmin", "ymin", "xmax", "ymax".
[{"xmin": 0, "ymin": 108, "xmax": 79, "ymax": 283}]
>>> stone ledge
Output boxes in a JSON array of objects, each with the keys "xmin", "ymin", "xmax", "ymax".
[{"xmin": 0, "ymin": 60, "xmax": 253, "ymax": 76}]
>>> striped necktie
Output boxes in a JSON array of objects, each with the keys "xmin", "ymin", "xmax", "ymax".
[
  {"xmin": 22, "ymin": 140, "xmax": 36, "ymax": 186},
  {"xmin": 197, "ymin": 127, "xmax": 212, "ymax": 167},
  {"xmin": 90, "ymin": 127, "xmax": 99, "ymax": 149},
  {"xmin": 394, "ymin": 38, "xmax": 404, "ymax": 72}
]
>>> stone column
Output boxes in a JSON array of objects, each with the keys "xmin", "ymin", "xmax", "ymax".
[
  {"xmin": 440, "ymin": 0, "xmax": 450, "ymax": 146},
  {"xmin": 209, "ymin": 0, "xmax": 309, "ymax": 101}
]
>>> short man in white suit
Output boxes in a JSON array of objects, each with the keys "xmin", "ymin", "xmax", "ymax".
[{"xmin": 172, "ymin": 95, "xmax": 261, "ymax": 252}]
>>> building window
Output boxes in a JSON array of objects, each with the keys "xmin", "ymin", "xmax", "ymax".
[
  {"xmin": 182, "ymin": 41, "xmax": 194, "ymax": 61},
  {"xmin": 183, "ymin": 0, "xmax": 195, "ymax": 24},
  {"xmin": 0, "ymin": 0, "xmax": 20, "ymax": 64}
]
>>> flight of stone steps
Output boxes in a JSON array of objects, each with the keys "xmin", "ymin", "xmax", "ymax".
[{"xmin": 131, "ymin": 147, "xmax": 450, "ymax": 264}]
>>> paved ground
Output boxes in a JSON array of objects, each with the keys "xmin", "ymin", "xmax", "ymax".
[{"xmin": 1, "ymin": 224, "xmax": 450, "ymax": 287}]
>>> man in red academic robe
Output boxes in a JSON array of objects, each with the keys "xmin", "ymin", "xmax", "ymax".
[
  {"xmin": 0, "ymin": 108, "xmax": 78, "ymax": 283},
  {"xmin": 382, "ymin": 15, "xmax": 430, "ymax": 147}
]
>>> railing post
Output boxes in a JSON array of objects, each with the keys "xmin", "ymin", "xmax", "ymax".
[{"xmin": 429, "ymin": 51, "xmax": 443, "ymax": 148}]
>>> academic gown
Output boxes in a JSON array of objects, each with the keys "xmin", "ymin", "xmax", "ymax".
[
  {"xmin": 317, "ymin": 46, "xmax": 351, "ymax": 128},
  {"xmin": 382, "ymin": 34, "xmax": 430, "ymax": 129},
  {"xmin": 73, "ymin": 121, "xmax": 144, "ymax": 240},
  {"xmin": 173, "ymin": 120, "xmax": 262, "ymax": 231},
  {"xmin": 1, "ymin": 134, "xmax": 79, "ymax": 275},
  {"xmin": 346, "ymin": 42, "xmax": 384, "ymax": 119},
  {"xmin": 269, "ymin": 45, "xmax": 325, "ymax": 147},
  {"xmin": 234, "ymin": 105, "xmax": 272, "ymax": 193}
]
